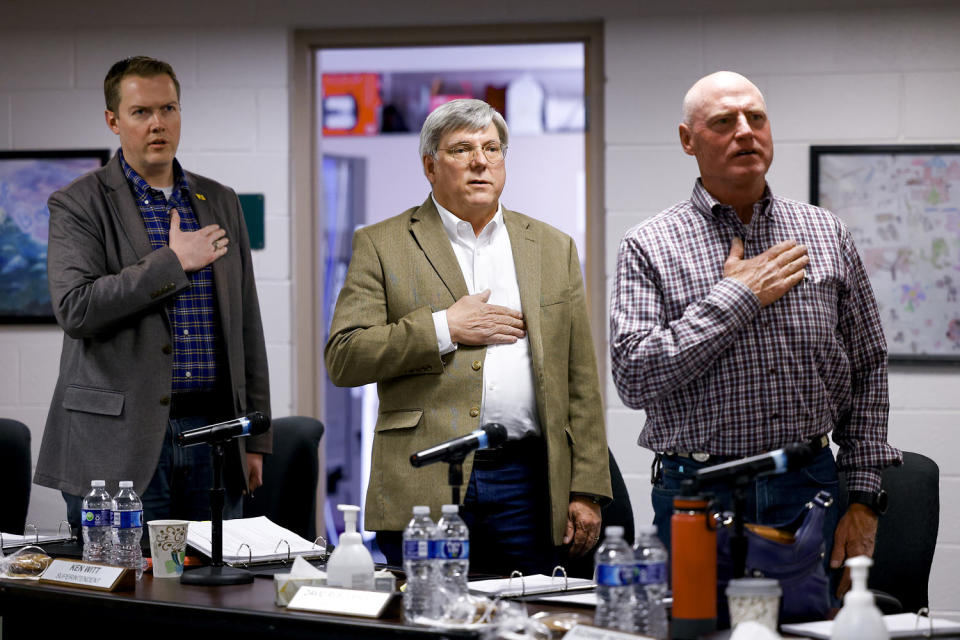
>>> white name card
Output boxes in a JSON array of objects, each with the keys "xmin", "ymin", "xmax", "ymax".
[
  {"xmin": 39, "ymin": 559, "xmax": 131, "ymax": 591},
  {"xmin": 286, "ymin": 586, "xmax": 393, "ymax": 618},
  {"xmin": 562, "ymin": 624, "xmax": 648, "ymax": 640}
]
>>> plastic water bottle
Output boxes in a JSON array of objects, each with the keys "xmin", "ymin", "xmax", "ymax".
[
  {"xmin": 112, "ymin": 481, "xmax": 143, "ymax": 580},
  {"xmin": 81, "ymin": 480, "xmax": 113, "ymax": 563},
  {"xmin": 403, "ymin": 505, "xmax": 438, "ymax": 622},
  {"xmin": 635, "ymin": 524, "xmax": 669, "ymax": 639},
  {"xmin": 435, "ymin": 504, "xmax": 470, "ymax": 611},
  {"xmin": 594, "ymin": 525, "xmax": 638, "ymax": 632}
]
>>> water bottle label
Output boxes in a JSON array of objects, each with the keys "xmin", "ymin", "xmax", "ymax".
[
  {"xmin": 112, "ymin": 509, "xmax": 143, "ymax": 529},
  {"xmin": 596, "ymin": 564, "xmax": 637, "ymax": 586},
  {"xmin": 403, "ymin": 539, "xmax": 431, "ymax": 560},
  {"xmin": 637, "ymin": 561, "xmax": 667, "ymax": 585},
  {"xmin": 436, "ymin": 539, "xmax": 469, "ymax": 559},
  {"xmin": 81, "ymin": 509, "xmax": 111, "ymax": 527}
]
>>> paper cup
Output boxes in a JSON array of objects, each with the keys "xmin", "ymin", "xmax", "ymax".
[
  {"xmin": 726, "ymin": 577, "xmax": 782, "ymax": 631},
  {"xmin": 147, "ymin": 520, "xmax": 189, "ymax": 578}
]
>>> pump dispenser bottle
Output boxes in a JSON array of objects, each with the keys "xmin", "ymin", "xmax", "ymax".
[
  {"xmin": 831, "ymin": 555, "xmax": 889, "ymax": 640},
  {"xmin": 326, "ymin": 504, "xmax": 375, "ymax": 590}
]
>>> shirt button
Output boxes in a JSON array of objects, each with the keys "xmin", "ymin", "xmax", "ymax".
[
  {"xmin": 185, "ymin": 371, "xmax": 192, "ymax": 378},
  {"xmin": 469, "ymin": 407, "xmax": 480, "ymax": 418},
  {"xmin": 768, "ymin": 367, "xmax": 777, "ymax": 374},
  {"xmin": 472, "ymin": 360, "xmax": 482, "ymax": 371},
  {"xmin": 161, "ymin": 344, "xmax": 172, "ymax": 355},
  {"xmin": 183, "ymin": 329, "xmax": 189, "ymax": 336},
  {"xmin": 160, "ymin": 396, "xmax": 171, "ymax": 406},
  {"xmin": 771, "ymin": 412, "xmax": 780, "ymax": 420}
]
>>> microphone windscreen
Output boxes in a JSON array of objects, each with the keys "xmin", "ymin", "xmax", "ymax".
[
  {"xmin": 784, "ymin": 441, "xmax": 816, "ymax": 471},
  {"xmin": 482, "ymin": 422, "xmax": 508, "ymax": 448},
  {"xmin": 247, "ymin": 412, "xmax": 271, "ymax": 435}
]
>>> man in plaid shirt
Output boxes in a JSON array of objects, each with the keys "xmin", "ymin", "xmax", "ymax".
[{"xmin": 610, "ymin": 71, "xmax": 900, "ymax": 597}]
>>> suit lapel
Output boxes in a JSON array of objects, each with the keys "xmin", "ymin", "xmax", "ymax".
[
  {"xmin": 410, "ymin": 196, "xmax": 469, "ymax": 301},
  {"xmin": 103, "ymin": 155, "xmax": 154, "ymax": 260},
  {"xmin": 504, "ymin": 209, "xmax": 544, "ymax": 389},
  {"xmin": 186, "ymin": 174, "xmax": 233, "ymax": 340}
]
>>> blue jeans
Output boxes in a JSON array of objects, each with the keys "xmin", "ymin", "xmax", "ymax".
[
  {"xmin": 651, "ymin": 446, "xmax": 840, "ymax": 576},
  {"xmin": 377, "ymin": 455, "xmax": 558, "ymax": 576},
  {"xmin": 64, "ymin": 416, "xmax": 242, "ymax": 531}
]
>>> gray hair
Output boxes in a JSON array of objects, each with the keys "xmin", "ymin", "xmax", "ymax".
[{"xmin": 418, "ymin": 99, "xmax": 509, "ymax": 158}]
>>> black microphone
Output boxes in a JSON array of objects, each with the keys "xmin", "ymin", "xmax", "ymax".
[
  {"xmin": 410, "ymin": 423, "xmax": 508, "ymax": 468},
  {"xmin": 695, "ymin": 442, "xmax": 816, "ymax": 484},
  {"xmin": 176, "ymin": 412, "xmax": 271, "ymax": 448}
]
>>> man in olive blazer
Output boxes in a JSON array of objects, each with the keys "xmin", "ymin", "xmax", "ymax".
[
  {"xmin": 325, "ymin": 100, "xmax": 610, "ymax": 574},
  {"xmin": 35, "ymin": 57, "xmax": 270, "ymax": 525}
]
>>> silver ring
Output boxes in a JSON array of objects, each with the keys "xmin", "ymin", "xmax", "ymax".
[{"xmin": 213, "ymin": 240, "xmax": 220, "ymax": 250}]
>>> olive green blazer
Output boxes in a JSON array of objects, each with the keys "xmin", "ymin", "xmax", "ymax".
[{"xmin": 325, "ymin": 196, "xmax": 610, "ymax": 543}]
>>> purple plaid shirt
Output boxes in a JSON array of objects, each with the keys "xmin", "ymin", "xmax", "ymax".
[
  {"xmin": 119, "ymin": 150, "xmax": 218, "ymax": 393},
  {"xmin": 610, "ymin": 180, "xmax": 901, "ymax": 492}
]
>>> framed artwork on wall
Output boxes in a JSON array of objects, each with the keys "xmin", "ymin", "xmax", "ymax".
[
  {"xmin": 0, "ymin": 149, "xmax": 110, "ymax": 324},
  {"xmin": 811, "ymin": 145, "xmax": 960, "ymax": 363}
]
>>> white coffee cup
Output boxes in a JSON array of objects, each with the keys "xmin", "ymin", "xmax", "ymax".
[{"xmin": 147, "ymin": 520, "xmax": 189, "ymax": 578}]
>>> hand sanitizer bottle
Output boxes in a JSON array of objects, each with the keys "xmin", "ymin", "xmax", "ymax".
[
  {"xmin": 326, "ymin": 504, "xmax": 375, "ymax": 590},
  {"xmin": 831, "ymin": 555, "xmax": 889, "ymax": 640}
]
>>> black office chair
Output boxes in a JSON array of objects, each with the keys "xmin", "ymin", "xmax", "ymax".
[
  {"xmin": 566, "ymin": 449, "xmax": 635, "ymax": 578},
  {"xmin": 0, "ymin": 418, "xmax": 32, "ymax": 534},
  {"xmin": 837, "ymin": 451, "xmax": 939, "ymax": 614},
  {"xmin": 243, "ymin": 416, "xmax": 324, "ymax": 541}
]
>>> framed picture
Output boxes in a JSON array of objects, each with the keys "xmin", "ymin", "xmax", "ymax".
[
  {"xmin": 0, "ymin": 149, "xmax": 110, "ymax": 323},
  {"xmin": 810, "ymin": 145, "xmax": 960, "ymax": 363}
]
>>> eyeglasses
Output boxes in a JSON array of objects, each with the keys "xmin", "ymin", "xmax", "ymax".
[{"xmin": 437, "ymin": 142, "xmax": 508, "ymax": 165}]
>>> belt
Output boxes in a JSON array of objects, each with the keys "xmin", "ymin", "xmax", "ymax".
[
  {"xmin": 472, "ymin": 436, "xmax": 544, "ymax": 467},
  {"xmin": 169, "ymin": 390, "xmax": 221, "ymax": 419},
  {"xmin": 663, "ymin": 434, "xmax": 830, "ymax": 463}
]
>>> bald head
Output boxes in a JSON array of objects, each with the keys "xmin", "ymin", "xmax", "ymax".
[{"xmin": 682, "ymin": 71, "xmax": 766, "ymax": 127}]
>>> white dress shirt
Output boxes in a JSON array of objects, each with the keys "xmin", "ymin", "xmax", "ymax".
[{"xmin": 431, "ymin": 195, "xmax": 541, "ymax": 439}]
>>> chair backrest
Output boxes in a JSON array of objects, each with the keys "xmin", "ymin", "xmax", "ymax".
[
  {"xmin": 566, "ymin": 449, "xmax": 635, "ymax": 578},
  {"xmin": 242, "ymin": 416, "xmax": 324, "ymax": 542},
  {"xmin": 838, "ymin": 451, "xmax": 939, "ymax": 613},
  {"xmin": 0, "ymin": 419, "xmax": 31, "ymax": 534}
]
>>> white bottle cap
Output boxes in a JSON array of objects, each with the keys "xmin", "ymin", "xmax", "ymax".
[
  {"xmin": 413, "ymin": 505, "xmax": 430, "ymax": 515},
  {"xmin": 441, "ymin": 504, "xmax": 459, "ymax": 514},
  {"xmin": 604, "ymin": 525, "xmax": 624, "ymax": 539},
  {"xmin": 91, "ymin": 480, "xmax": 105, "ymax": 487},
  {"xmin": 119, "ymin": 480, "xmax": 133, "ymax": 488},
  {"xmin": 636, "ymin": 524, "xmax": 657, "ymax": 535}
]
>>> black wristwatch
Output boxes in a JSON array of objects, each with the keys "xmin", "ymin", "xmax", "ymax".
[{"xmin": 847, "ymin": 489, "xmax": 888, "ymax": 516}]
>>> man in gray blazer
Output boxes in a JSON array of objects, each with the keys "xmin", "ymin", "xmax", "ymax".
[
  {"xmin": 35, "ymin": 57, "xmax": 271, "ymax": 529},
  {"xmin": 326, "ymin": 100, "xmax": 610, "ymax": 576}
]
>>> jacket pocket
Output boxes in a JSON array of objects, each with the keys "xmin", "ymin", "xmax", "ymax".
[
  {"xmin": 62, "ymin": 385, "xmax": 125, "ymax": 416},
  {"xmin": 374, "ymin": 409, "xmax": 423, "ymax": 433}
]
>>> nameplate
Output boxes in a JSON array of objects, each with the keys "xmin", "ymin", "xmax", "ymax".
[
  {"xmin": 39, "ymin": 559, "xmax": 134, "ymax": 591},
  {"xmin": 286, "ymin": 586, "xmax": 393, "ymax": 618},
  {"xmin": 562, "ymin": 624, "xmax": 646, "ymax": 639}
]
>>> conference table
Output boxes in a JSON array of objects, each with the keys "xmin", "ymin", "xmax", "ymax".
[{"xmin": 0, "ymin": 570, "xmax": 585, "ymax": 639}]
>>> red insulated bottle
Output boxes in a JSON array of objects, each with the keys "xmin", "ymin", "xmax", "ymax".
[{"xmin": 671, "ymin": 494, "xmax": 717, "ymax": 640}]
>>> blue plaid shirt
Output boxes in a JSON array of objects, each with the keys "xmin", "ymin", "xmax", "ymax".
[
  {"xmin": 610, "ymin": 180, "xmax": 901, "ymax": 493},
  {"xmin": 119, "ymin": 150, "xmax": 218, "ymax": 392}
]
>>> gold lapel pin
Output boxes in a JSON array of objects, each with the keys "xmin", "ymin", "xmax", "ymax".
[{"xmin": 196, "ymin": 193, "xmax": 207, "ymax": 201}]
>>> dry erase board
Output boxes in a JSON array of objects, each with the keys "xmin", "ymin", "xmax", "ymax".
[{"xmin": 811, "ymin": 145, "xmax": 960, "ymax": 363}]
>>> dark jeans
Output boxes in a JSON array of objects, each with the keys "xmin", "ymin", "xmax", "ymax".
[
  {"xmin": 652, "ymin": 446, "xmax": 840, "ymax": 558},
  {"xmin": 64, "ymin": 415, "xmax": 243, "ymax": 532},
  {"xmin": 378, "ymin": 449, "xmax": 558, "ymax": 577},
  {"xmin": 651, "ymin": 445, "xmax": 841, "ymax": 600}
]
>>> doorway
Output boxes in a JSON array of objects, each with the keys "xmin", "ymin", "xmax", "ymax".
[{"xmin": 292, "ymin": 24, "xmax": 606, "ymax": 543}]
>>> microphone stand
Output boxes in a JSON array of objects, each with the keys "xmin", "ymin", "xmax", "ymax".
[
  {"xmin": 180, "ymin": 441, "xmax": 253, "ymax": 586},
  {"xmin": 730, "ymin": 475, "xmax": 749, "ymax": 580},
  {"xmin": 444, "ymin": 452, "xmax": 470, "ymax": 505}
]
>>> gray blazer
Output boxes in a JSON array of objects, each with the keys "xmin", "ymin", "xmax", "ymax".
[{"xmin": 35, "ymin": 153, "xmax": 271, "ymax": 497}]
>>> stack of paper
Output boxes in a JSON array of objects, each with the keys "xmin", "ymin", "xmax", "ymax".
[{"xmin": 187, "ymin": 516, "xmax": 325, "ymax": 565}]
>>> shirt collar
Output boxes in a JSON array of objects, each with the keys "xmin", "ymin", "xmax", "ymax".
[
  {"xmin": 118, "ymin": 149, "xmax": 189, "ymax": 202},
  {"xmin": 690, "ymin": 178, "xmax": 774, "ymax": 221},
  {"xmin": 432, "ymin": 193, "xmax": 503, "ymax": 244}
]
